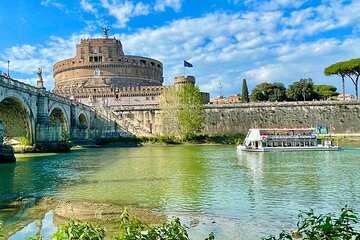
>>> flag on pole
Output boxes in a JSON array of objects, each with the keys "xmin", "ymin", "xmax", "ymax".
[
  {"xmin": 184, "ymin": 60, "xmax": 193, "ymax": 68},
  {"xmin": 0, "ymin": 70, "xmax": 8, "ymax": 78}
]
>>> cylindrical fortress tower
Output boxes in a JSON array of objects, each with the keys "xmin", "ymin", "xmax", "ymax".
[
  {"xmin": 173, "ymin": 75, "xmax": 195, "ymax": 85},
  {"xmin": 53, "ymin": 37, "xmax": 163, "ymax": 93}
]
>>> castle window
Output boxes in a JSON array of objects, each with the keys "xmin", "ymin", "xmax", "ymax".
[
  {"xmin": 140, "ymin": 60, "xmax": 146, "ymax": 66},
  {"xmin": 94, "ymin": 56, "xmax": 98, "ymax": 62},
  {"xmin": 157, "ymin": 64, "xmax": 161, "ymax": 68},
  {"xmin": 150, "ymin": 62, "xmax": 155, "ymax": 66},
  {"xmin": 99, "ymin": 56, "xmax": 103, "ymax": 62},
  {"xmin": 146, "ymin": 97, "xmax": 149, "ymax": 100},
  {"xmin": 89, "ymin": 57, "xmax": 93, "ymax": 62}
]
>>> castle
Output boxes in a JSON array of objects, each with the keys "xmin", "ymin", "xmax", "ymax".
[{"xmin": 53, "ymin": 29, "xmax": 209, "ymax": 109}]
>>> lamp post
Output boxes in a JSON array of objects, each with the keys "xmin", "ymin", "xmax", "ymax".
[{"xmin": 7, "ymin": 60, "xmax": 10, "ymax": 77}]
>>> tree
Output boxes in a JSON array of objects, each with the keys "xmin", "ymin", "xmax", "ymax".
[
  {"xmin": 313, "ymin": 84, "xmax": 339, "ymax": 100},
  {"xmin": 324, "ymin": 61, "xmax": 348, "ymax": 100},
  {"xmin": 268, "ymin": 83, "xmax": 286, "ymax": 102},
  {"xmin": 159, "ymin": 83, "xmax": 206, "ymax": 140},
  {"xmin": 241, "ymin": 79, "xmax": 250, "ymax": 103},
  {"xmin": 346, "ymin": 58, "xmax": 360, "ymax": 100},
  {"xmin": 250, "ymin": 82, "xmax": 286, "ymax": 102},
  {"xmin": 286, "ymin": 78, "xmax": 314, "ymax": 101}
]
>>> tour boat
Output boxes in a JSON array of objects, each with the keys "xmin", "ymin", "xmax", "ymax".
[{"xmin": 237, "ymin": 127, "xmax": 339, "ymax": 152}]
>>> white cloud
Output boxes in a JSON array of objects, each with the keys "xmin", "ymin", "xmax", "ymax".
[
  {"xmin": 41, "ymin": 0, "xmax": 64, "ymax": 9},
  {"xmin": 5, "ymin": 45, "xmax": 37, "ymax": 60},
  {"xmin": 154, "ymin": 0, "xmax": 182, "ymax": 12},
  {"xmin": 244, "ymin": 0, "xmax": 307, "ymax": 10},
  {"xmin": 80, "ymin": 0, "xmax": 97, "ymax": 14},
  {"xmin": 1, "ymin": 34, "xmax": 89, "ymax": 88},
  {"xmin": 101, "ymin": 0, "xmax": 150, "ymax": 28}
]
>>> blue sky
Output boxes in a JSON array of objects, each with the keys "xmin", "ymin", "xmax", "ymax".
[{"xmin": 0, "ymin": 0, "xmax": 360, "ymax": 98}]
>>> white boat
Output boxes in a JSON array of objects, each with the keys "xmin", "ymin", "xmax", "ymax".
[{"xmin": 237, "ymin": 127, "xmax": 339, "ymax": 152}]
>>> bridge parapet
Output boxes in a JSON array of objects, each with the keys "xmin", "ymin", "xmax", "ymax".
[{"xmin": 0, "ymin": 76, "xmax": 41, "ymax": 94}]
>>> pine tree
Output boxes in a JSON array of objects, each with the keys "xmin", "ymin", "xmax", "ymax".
[{"xmin": 242, "ymin": 79, "xmax": 250, "ymax": 103}]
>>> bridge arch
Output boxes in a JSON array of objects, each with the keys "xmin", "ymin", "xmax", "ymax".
[
  {"xmin": 78, "ymin": 112, "xmax": 88, "ymax": 129},
  {"xmin": 0, "ymin": 97, "xmax": 33, "ymax": 145},
  {"xmin": 49, "ymin": 107, "xmax": 69, "ymax": 141}
]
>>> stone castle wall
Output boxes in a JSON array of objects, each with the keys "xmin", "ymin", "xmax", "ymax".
[
  {"xmin": 53, "ymin": 58, "xmax": 163, "ymax": 85},
  {"xmin": 53, "ymin": 37, "xmax": 164, "ymax": 92},
  {"xmin": 120, "ymin": 101, "xmax": 360, "ymax": 136}
]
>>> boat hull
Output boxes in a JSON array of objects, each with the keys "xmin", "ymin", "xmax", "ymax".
[{"xmin": 237, "ymin": 145, "xmax": 339, "ymax": 152}]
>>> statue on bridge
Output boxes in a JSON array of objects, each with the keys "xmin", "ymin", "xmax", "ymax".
[
  {"xmin": 37, "ymin": 68, "xmax": 45, "ymax": 89},
  {"xmin": 37, "ymin": 68, "xmax": 43, "ymax": 81}
]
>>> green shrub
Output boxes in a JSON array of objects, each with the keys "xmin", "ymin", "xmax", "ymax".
[
  {"xmin": 263, "ymin": 206, "xmax": 360, "ymax": 240},
  {"xmin": 0, "ymin": 221, "xmax": 4, "ymax": 240},
  {"xmin": 25, "ymin": 233, "xmax": 42, "ymax": 240},
  {"xmin": 51, "ymin": 220, "xmax": 105, "ymax": 240},
  {"xmin": 24, "ymin": 209, "xmax": 214, "ymax": 240},
  {"xmin": 18, "ymin": 137, "xmax": 31, "ymax": 146},
  {"xmin": 114, "ymin": 208, "xmax": 215, "ymax": 240},
  {"xmin": 100, "ymin": 134, "xmax": 244, "ymax": 145}
]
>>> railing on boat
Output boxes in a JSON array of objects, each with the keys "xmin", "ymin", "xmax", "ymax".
[{"xmin": 264, "ymin": 134, "xmax": 317, "ymax": 141}]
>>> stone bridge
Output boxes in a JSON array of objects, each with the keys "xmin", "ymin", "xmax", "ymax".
[{"xmin": 0, "ymin": 76, "xmax": 128, "ymax": 154}]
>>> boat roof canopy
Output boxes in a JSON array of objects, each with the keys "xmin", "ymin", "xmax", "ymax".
[
  {"xmin": 246, "ymin": 129, "xmax": 262, "ymax": 141},
  {"xmin": 245, "ymin": 128, "xmax": 316, "ymax": 141},
  {"xmin": 253, "ymin": 127, "xmax": 315, "ymax": 131}
]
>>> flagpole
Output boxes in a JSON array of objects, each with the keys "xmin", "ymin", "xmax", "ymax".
[{"xmin": 183, "ymin": 60, "xmax": 186, "ymax": 76}]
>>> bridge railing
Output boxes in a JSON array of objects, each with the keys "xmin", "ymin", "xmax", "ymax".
[
  {"xmin": 0, "ymin": 76, "xmax": 95, "ymax": 110},
  {"xmin": 0, "ymin": 76, "xmax": 41, "ymax": 93}
]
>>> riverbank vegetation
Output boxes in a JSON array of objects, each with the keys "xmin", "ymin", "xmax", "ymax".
[
  {"xmin": 0, "ymin": 221, "xmax": 4, "ymax": 240},
  {"xmin": 99, "ymin": 134, "xmax": 245, "ymax": 146},
  {"xmin": 3, "ymin": 206, "xmax": 359, "ymax": 239},
  {"xmin": 22, "ymin": 209, "xmax": 214, "ymax": 240},
  {"xmin": 263, "ymin": 206, "xmax": 360, "ymax": 240}
]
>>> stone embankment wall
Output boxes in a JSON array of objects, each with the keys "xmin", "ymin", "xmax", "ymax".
[
  {"xmin": 120, "ymin": 101, "xmax": 360, "ymax": 136},
  {"xmin": 203, "ymin": 101, "xmax": 360, "ymax": 135}
]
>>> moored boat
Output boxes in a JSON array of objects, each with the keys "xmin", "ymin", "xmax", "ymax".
[{"xmin": 237, "ymin": 127, "xmax": 339, "ymax": 152}]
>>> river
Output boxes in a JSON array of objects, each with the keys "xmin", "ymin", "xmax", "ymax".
[{"xmin": 1, "ymin": 144, "xmax": 360, "ymax": 239}]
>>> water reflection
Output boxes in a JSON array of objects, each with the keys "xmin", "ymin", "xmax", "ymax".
[
  {"xmin": 236, "ymin": 149, "xmax": 360, "ymax": 228},
  {"xmin": 8, "ymin": 211, "xmax": 56, "ymax": 240},
  {"xmin": 1, "ymin": 146, "xmax": 360, "ymax": 240}
]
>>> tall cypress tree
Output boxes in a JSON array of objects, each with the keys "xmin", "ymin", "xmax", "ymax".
[{"xmin": 242, "ymin": 79, "xmax": 250, "ymax": 103}]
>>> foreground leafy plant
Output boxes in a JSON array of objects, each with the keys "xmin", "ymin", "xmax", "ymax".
[
  {"xmin": 51, "ymin": 220, "xmax": 105, "ymax": 240},
  {"xmin": 0, "ymin": 221, "xmax": 4, "ymax": 240},
  {"xmin": 263, "ymin": 206, "xmax": 360, "ymax": 240},
  {"xmin": 18, "ymin": 209, "xmax": 215, "ymax": 240},
  {"xmin": 115, "ymin": 208, "xmax": 215, "ymax": 240}
]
